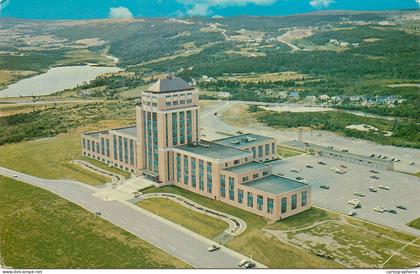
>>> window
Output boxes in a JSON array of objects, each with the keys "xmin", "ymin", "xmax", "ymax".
[
  {"xmin": 238, "ymin": 189, "xmax": 244, "ymax": 203},
  {"xmin": 257, "ymin": 195, "xmax": 263, "ymax": 210},
  {"xmin": 220, "ymin": 174, "xmax": 226, "ymax": 198},
  {"xmin": 118, "ymin": 136, "xmax": 123, "ymax": 161},
  {"xmin": 207, "ymin": 162, "xmax": 212, "ymax": 193},
  {"xmin": 242, "ymin": 176, "xmax": 249, "ymax": 182},
  {"xmin": 258, "ymin": 145, "xmax": 263, "ymax": 157},
  {"xmin": 124, "ymin": 137, "xmax": 128, "ymax": 164},
  {"xmin": 234, "ymin": 159, "xmax": 239, "ymax": 165},
  {"xmin": 113, "ymin": 135, "xmax": 117, "ymax": 160},
  {"xmin": 301, "ymin": 191, "xmax": 308, "ymax": 207},
  {"xmin": 184, "ymin": 155, "xmax": 189, "ymax": 185},
  {"xmin": 199, "ymin": 160, "xmax": 204, "ymax": 191},
  {"xmin": 96, "ymin": 143, "xmax": 100, "ymax": 154},
  {"xmin": 179, "ymin": 112, "xmax": 185, "ymax": 144},
  {"xmin": 82, "ymin": 139, "xmax": 86, "ymax": 149},
  {"xmin": 281, "ymin": 197, "xmax": 287, "ymax": 214},
  {"xmin": 247, "ymin": 192, "xmax": 254, "ymax": 208},
  {"xmin": 176, "ymin": 154, "xmax": 181, "ymax": 182},
  {"xmin": 253, "ymin": 173, "xmax": 259, "ymax": 179},
  {"xmin": 106, "ymin": 139, "xmax": 110, "ymax": 157},
  {"xmin": 263, "ymin": 171, "xmax": 269, "ymax": 176},
  {"xmin": 172, "ymin": 113, "xmax": 178, "ymax": 145},
  {"xmin": 173, "ymin": 101, "xmax": 178, "ymax": 105},
  {"xmin": 129, "ymin": 140, "xmax": 134, "ymax": 165},
  {"xmin": 191, "ymin": 157, "xmax": 196, "ymax": 188},
  {"xmin": 229, "ymin": 177, "xmax": 235, "ymax": 201},
  {"xmin": 187, "ymin": 110, "xmax": 192, "ymax": 143},
  {"xmin": 265, "ymin": 144, "xmax": 270, "ymax": 155},
  {"xmin": 180, "ymin": 100, "xmax": 185, "ymax": 104},
  {"xmin": 187, "ymin": 99, "xmax": 192, "ymax": 104},
  {"xmin": 87, "ymin": 140, "xmax": 91, "ymax": 150},
  {"xmin": 272, "ymin": 142, "xmax": 276, "ymax": 154},
  {"xmin": 267, "ymin": 198, "xmax": 274, "ymax": 214},
  {"xmin": 291, "ymin": 194, "xmax": 297, "ymax": 210},
  {"xmin": 251, "ymin": 147, "xmax": 256, "ymax": 158},
  {"xmin": 166, "ymin": 101, "xmax": 172, "ymax": 106}
]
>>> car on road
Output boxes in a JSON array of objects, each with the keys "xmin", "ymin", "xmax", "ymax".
[
  {"xmin": 347, "ymin": 211, "xmax": 356, "ymax": 216},
  {"xmin": 386, "ymin": 209, "xmax": 397, "ymax": 214},
  {"xmin": 236, "ymin": 131, "xmax": 243, "ymax": 134},
  {"xmin": 348, "ymin": 199, "xmax": 361, "ymax": 207},
  {"xmin": 95, "ymin": 211, "xmax": 102, "ymax": 216},
  {"xmin": 409, "ymin": 162, "xmax": 415, "ymax": 165},
  {"xmin": 373, "ymin": 206, "xmax": 385, "ymax": 213},
  {"xmin": 295, "ymin": 177, "xmax": 304, "ymax": 181},
  {"xmin": 276, "ymin": 172, "xmax": 284, "ymax": 176},
  {"xmin": 369, "ymin": 154, "xmax": 375, "ymax": 158},
  {"xmin": 207, "ymin": 245, "xmax": 220, "ymax": 252},
  {"xmin": 353, "ymin": 192, "xmax": 365, "ymax": 197},
  {"xmin": 370, "ymin": 175, "xmax": 380, "ymax": 179},
  {"xmin": 306, "ymin": 165, "xmax": 314, "ymax": 169},
  {"xmin": 238, "ymin": 260, "xmax": 255, "ymax": 268},
  {"xmin": 320, "ymin": 185, "xmax": 330, "ymax": 190},
  {"xmin": 396, "ymin": 205, "xmax": 407, "ymax": 210},
  {"xmin": 369, "ymin": 169, "xmax": 379, "ymax": 174},
  {"xmin": 318, "ymin": 161, "xmax": 326, "ymax": 165},
  {"xmin": 13, "ymin": 174, "xmax": 18, "ymax": 178},
  {"xmin": 340, "ymin": 164, "xmax": 347, "ymax": 169},
  {"xmin": 369, "ymin": 187, "xmax": 377, "ymax": 192},
  {"xmin": 290, "ymin": 169, "xmax": 299, "ymax": 173},
  {"xmin": 378, "ymin": 185, "xmax": 390, "ymax": 190}
]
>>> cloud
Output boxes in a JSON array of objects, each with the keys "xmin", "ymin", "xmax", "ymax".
[
  {"xmin": 109, "ymin": 6, "xmax": 133, "ymax": 19},
  {"xmin": 178, "ymin": 0, "xmax": 276, "ymax": 16},
  {"xmin": 309, "ymin": 0, "xmax": 334, "ymax": 9},
  {"xmin": 416, "ymin": 0, "xmax": 420, "ymax": 8}
]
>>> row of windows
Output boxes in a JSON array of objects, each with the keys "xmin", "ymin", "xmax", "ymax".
[
  {"xmin": 250, "ymin": 143, "xmax": 276, "ymax": 158},
  {"xmin": 176, "ymin": 154, "xmax": 212, "ymax": 194},
  {"xmin": 165, "ymin": 98, "xmax": 193, "ymax": 106},
  {"xmin": 83, "ymin": 138, "xmax": 110, "ymax": 158},
  {"xmin": 281, "ymin": 191, "xmax": 308, "ymax": 214},
  {"xmin": 171, "ymin": 110, "xmax": 193, "ymax": 146}
]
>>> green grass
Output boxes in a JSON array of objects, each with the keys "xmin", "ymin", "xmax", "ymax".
[
  {"xmin": 407, "ymin": 218, "xmax": 420, "ymax": 230},
  {"xmin": 142, "ymin": 186, "xmax": 341, "ymax": 268},
  {"xmin": 137, "ymin": 198, "xmax": 229, "ymax": 239},
  {"xmin": 276, "ymin": 146, "xmax": 303, "ymax": 158},
  {"xmin": 81, "ymin": 156, "xmax": 131, "ymax": 179},
  {"xmin": 0, "ymin": 176, "xmax": 189, "ymax": 269}
]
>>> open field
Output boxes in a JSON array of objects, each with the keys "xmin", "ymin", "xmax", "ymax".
[
  {"xmin": 219, "ymin": 103, "xmax": 259, "ymax": 128},
  {"xmin": 218, "ymin": 72, "xmax": 309, "ymax": 83},
  {"xmin": 141, "ymin": 186, "xmax": 340, "ymax": 268},
  {"xmin": 0, "ymin": 119, "xmax": 132, "ymax": 185},
  {"xmin": 276, "ymin": 146, "xmax": 303, "ymax": 158},
  {"xmin": 137, "ymin": 198, "xmax": 229, "ymax": 239},
  {"xmin": 0, "ymin": 176, "xmax": 188, "ymax": 268},
  {"xmin": 141, "ymin": 186, "xmax": 420, "ymax": 268},
  {"xmin": 408, "ymin": 218, "xmax": 420, "ymax": 230}
]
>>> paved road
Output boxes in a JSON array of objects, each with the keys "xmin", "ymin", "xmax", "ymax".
[
  {"xmin": 0, "ymin": 167, "xmax": 263, "ymax": 269},
  {"xmin": 200, "ymin": 101, "xmax": 420, "ymax": 174}
]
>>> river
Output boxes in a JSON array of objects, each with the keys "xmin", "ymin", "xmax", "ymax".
[{"xmin": 0, "ymin": 65, "xmax": 122, "ymax": 98}]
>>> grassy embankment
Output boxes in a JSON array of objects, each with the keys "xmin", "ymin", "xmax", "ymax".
[
  {"xmin": 408, "ymin": 218, "xmax": 420, "ymax": 230},
  {"xmin": 139, "ymin": 186, "xmax": 420, "ymax": 268},
  {"xmin": 138, "ymin": 198, "xmax": 229, "ymax": 239},
  {"xmin": 0, "ymin": 176, "xmax": 189, "ymax": 269}
]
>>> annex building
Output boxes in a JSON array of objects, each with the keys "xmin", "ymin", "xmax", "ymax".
[{"xmin": 81, "ymin": 77, "xmax": 311, "ymax": 220}]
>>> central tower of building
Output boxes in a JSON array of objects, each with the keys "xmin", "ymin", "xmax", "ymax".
[{"xmin": 136, "ymin": 77, "xmax": 200, "ymax": 183}]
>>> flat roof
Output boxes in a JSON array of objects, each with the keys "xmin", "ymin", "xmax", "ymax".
[
  {"xmin": 112, "ymin": 126, "xmax": 137, "ymax": 138},
  {"xmin": 244, "ymin": 175, "xmax": 307, "ymax": 194},
  {"xmin": 176, "ymin": 141, "xmax": 250, "ymax": 160},
  {"xmin": 214, "ymin": 133, "xmax": 275, "ymax": 149},
  {"xmin": 83, "ymin": 130, "xmax": 108, "ymax": 138},
  {"xmin": 223, "ymin": 161, "xmax": 270, "ymax": 174}
]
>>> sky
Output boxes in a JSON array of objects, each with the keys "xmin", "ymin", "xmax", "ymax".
[{"xmin": 0, "ymin": 0, "xmax": 419, "ymax": 19}]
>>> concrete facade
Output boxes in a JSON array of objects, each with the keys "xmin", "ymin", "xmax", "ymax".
[{"xmin": 81, "ymin": 77, "xmax": 311, "ymax": 220}]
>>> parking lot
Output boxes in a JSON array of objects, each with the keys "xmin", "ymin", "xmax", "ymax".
[{"xmin": 271, "ymin": 154, "xmax": 420, "ymax": 236}]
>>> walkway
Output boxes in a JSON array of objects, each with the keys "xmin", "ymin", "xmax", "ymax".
[
  {"xmin": 71, "ymin": 159, "xmax": 125, "ymax": 183},
  {"xmin": 141, "ymin": 193, "xmax": 246, "ymax": 236},
  {"xmin": 0, "ymin": 166, "xmax": 266, "ymax": 268}
]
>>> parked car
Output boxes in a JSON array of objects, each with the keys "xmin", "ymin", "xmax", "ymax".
[
  {"xmin": 238, "ymin": 260, "xmax": 255, "ymax": 268},
  {"xmin": 320, "ymin": 185, "xmax": 330, "ymax": 190},
  {"xmin": 369, "ymin": 187, "xmax": 377, "ymax": 192},
  {"xmin": 353, "ymin": 192, "xmax": 365, "ymax": 197},
  {"xmin": 295, "ymin": 177, "xmax": 305, "ymax": 181},
  {"xmin": 306, "ymin": 165, "xmax": 314, "ymax": 169},
  {"xmin": 370, "ymin": 175, "xmax": 380, "ymax": 179},
  {"xmin": 290, "ymin": 169, "xmax": 299, "ymax": 173},
  {"xmin": 347, "ymin": 211, "xmax": 356, "ymax": 216},
  {"xmin": 396, "ymin": 205, "xmax": 407, "ymax": 210},
  {"xmin": 207, "ymin": 245, "xmax": 220, "ymax": 252},
  {"xmin": 369, "ymin": 154, "xmax": 375, "ymax": 158},
  {"xmin": 348, "ymin": 199, "xmax": 361, "ymax": 207},
  {"xmin": 369, "ymin": 169, "xmax": 379, "ymax": 174},
  {"xmin": 387, "ymin": 209, "xmax": 397, "ymax": 214},
  {"xmin": 373, "ymin": 206, "xmax": 385, "ymax": 213},
  {"xmin": 13, "ymin": 174, "xmax": 18, "ymax": 178},
  {"xmin": 340, "ymin": 164, "xmax": 347, "ymax": 169},
  {"xmin": 378, "ymin": 185, "xmax": 390, "ymax": 190},
  {"xmin": 318, "ymin": 161, "xmax": 326, "ymax": 165}
]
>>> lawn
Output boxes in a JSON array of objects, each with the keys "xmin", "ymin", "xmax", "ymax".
[
  {"xmin": 142, "ymin": 186, "xmax": 340, "ymax": 268},
  {"xmin": 276, "ymin": 146, "xmax": 303, "ymax": 158},
  {"xmin": 0, "ymin": 176, "xmax": 188, "ymax": 269},
  {"xmin": 137, "ymin": 198, "xmax": 229, "ymax": 239},
  {"xmin": 407, "ymin": 217, "xmax": 420, "ymax": 230},
  {"xmin": 220, "ymin": 103, "xmax": 259, "ymax": 128},
  {"xmin": 0, "ymin": 116, "xmax": 134, "ymax": 186}
]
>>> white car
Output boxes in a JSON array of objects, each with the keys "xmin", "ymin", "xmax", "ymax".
[
  {"xmin": 13, "ymin": 174, "xmax": 18, "ymax": 178},
  {"xmin": 373, "ymin": 206, "xmax": 385, "ymax": 213},
  {"xmin": 207, "ymin": 245, "xmax": 220, "ymax": 252}
]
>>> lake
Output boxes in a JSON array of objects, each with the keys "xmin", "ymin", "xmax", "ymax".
[{"xmin": 0, "ymin": 65, "xmax": 122, "ymax": 98}]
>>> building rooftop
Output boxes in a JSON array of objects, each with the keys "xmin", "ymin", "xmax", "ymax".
[
  {"xmin": 223, "ymin": 161, "xmax": 271, "ymax": 174},
  {"xmin": 244, "ymin": 175, "xmax": 307, "ymax": 194},
  {"xmin": 83, "ymin": 130, "xmax": 108, "ymax": 138},
  {"xmin": 147, "ymin": 77, "xmax": 194, "ymax": 93},
  {"xmin": 214, "ymin": 133, "xmax": 275, "ymax": 149},
  {"xmin": 176, "ymin": 141, "xmax": 250, "ymax": 160},
  {"xmin": 112, "ymin": 126, "xmax": 137, "ymax": 138}
]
